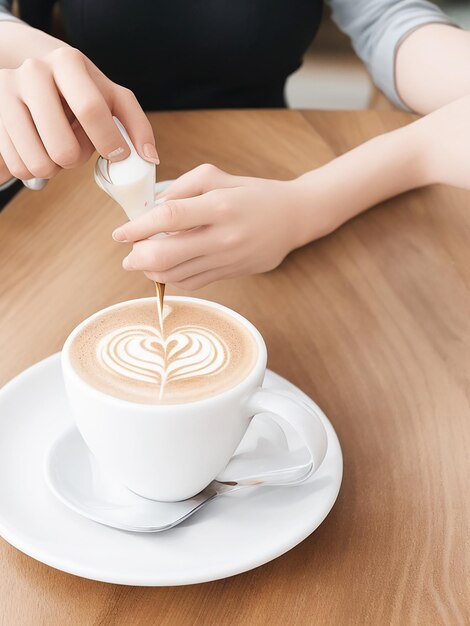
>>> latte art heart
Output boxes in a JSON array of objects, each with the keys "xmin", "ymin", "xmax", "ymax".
[
  {"xmin": 97, "ymin": 325, "xmax": 229, "ymax": 397},
  {"xmin": 70, "ymin": 300, "xmax": 258, "ymax": 404}
]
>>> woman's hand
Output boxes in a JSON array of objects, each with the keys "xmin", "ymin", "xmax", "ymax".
[
  {"xmin": 0, "ymin": 45, "xmax": 158, "ymax": 182},
  {"xmin": 115, "ymin": 96, "xmax": 467, "ymax": 292},
  {"xmin": 112, "ymin": 164, "xmax": 334, "ymax": 290}
]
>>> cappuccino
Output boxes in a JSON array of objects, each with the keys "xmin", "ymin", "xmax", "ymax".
[{"xmin": 69, "ymin": 299, "xmax": 258, "ymax": 404}]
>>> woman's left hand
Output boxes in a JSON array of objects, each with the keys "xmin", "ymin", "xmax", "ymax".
[{"xmin": 112, "ymin": 164, "xmax": 324, "ymax": 290}]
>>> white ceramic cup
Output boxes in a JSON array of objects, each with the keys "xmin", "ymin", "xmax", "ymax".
[{"xmin": 62, "ymin": 296, "xmax": 328, "ymax": 501}]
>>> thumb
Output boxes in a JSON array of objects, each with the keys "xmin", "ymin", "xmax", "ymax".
[{"xmin": 158, "ymin": 163, "xmax": 237, "ymax": 200}]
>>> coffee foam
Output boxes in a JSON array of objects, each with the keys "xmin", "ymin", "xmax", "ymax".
[{"xmin": 69, "ymin": 300, "xmax": 258, "ymax": 404}]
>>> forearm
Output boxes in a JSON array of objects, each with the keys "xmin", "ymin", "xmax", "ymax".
[
  {"xmin": 0, "ymin": 21, "xmax": 67, "ymax": 69},
  {"xmin": 292, "ymin": 123, "xmax": 429, "ymax": 247},
  {"xmin": 396, "ymin": 24, "xmax": 470, "ymax": 114}
]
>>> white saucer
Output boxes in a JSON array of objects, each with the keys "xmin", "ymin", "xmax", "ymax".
[
  {"xmin": 45, "ymin": 415, "xmax": 313, "ymax": 533},
  {"xmin": 0, "ymin": 354, "xmax": 342, "ymax": 586}
]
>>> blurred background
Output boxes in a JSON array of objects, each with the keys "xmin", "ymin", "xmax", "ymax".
[
  {"xmin": 286, "ymin": 0, "xmax": 470, "ymax": 109},
  {"xmin": 9, "ymin": 0, "xmax": 470, "ymax": 113}
]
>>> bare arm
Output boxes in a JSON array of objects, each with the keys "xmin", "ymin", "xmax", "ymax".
[
  {"xmin": 396, "ymin": 24, "xmax": 470, "ymax": 114},
  {"xmin": 331, "ymin": 0, "xmax": 470, "ymax": 114},
  {"xmin": 328, "ymin": 0, "xmax": 457, "ymax": 110}
]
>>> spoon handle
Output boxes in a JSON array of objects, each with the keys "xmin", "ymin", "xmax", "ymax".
[{"xmin": 148, "ymin": 482, "xmax": 245, "ymax": 531}]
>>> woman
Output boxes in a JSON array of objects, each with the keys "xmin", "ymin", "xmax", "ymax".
[{"xmin": 1, "ymin": 1, "xmax": 469, "ymax": 289}]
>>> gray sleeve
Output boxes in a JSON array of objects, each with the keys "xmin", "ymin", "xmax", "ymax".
[
  {"xmin": 327, "ymin": 0, "xmax": 459, "ymax": 109},
  {"xmin": 0, "ymin": 0, "xmax": 21, "ymax": 22}
]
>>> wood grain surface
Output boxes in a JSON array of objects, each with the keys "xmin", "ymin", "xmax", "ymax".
[{"xmin": 1, "ymin": 110, "xmax": 469, "ymax": 625}]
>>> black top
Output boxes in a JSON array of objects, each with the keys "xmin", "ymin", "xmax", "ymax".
[{"xmin": 16, "ymin": 0, "xmax": 323, "ymax": 110}]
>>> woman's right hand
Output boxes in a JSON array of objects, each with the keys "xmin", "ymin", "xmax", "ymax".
[{"xmin": 0, "ymin": 46, "xmax": 158, "ymax": 184}]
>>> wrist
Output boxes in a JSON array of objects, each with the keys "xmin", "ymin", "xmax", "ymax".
[
  {"xmin": 285, "ymin": 175, "xmax": 341, "ymax": 250},
  {"xmin": 0, "ymin": 22, "xmax": 68, "ymax": 69}
]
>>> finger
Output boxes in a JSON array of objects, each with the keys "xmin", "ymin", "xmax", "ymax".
[
  {"xmin": 156, "ymin": 163, "xmax": 237, "ymax": 200},
  {"xmin": 22, "ymin": 178, "xmax": 49, "ymax": 190},
  {"xmin": 0, "ymin": 120, "xmax": 33, "ymax": 180},
  {"xmin": 19, "ymin": 60, "xmax": 82, "ymax": 169},
  {"xmin": 60, "ymin": 97, "xmax": 76, "ymax": 124},
  {"xmin": 54, "ymin": 97, "xmax": 95, "ymax": 165},
  {"xmin": 0, "ymin": 98, "xmax": 60, "ymax": 178},
  {"xmin": 112, "ymin": 193, "xmax": 220, "ymax": 242},
  {"xmin": 70, "ymin": 118, "xmax": 96, "ymax": 166},
  {"xmin": 81, "ymin": 53, "xmax": 152, "ymax": 161},
  {"xmin": 80, "ymin": 57, "xmax": 154, "ymax": 161},
  {"xmin": 143, "ymin": 254, "xmax": 219, "ymax": 284},
  {"xmin": 60, "ymin": 98, "xmax": 96, "ymax": 166},
  {"xmin": 112, "ymin": 86, "xmax": 159, "ymax": 164},
  {"xmin": 51, "ymin": 47, "xmax": 130, "ymax": 162},
  {"xmin": 122, "ymin": 230, "xmax": 213, "ymax": 272},
  {"xmin": 172, "ymin": 267, "xmax": 232, "ymax": 291}
]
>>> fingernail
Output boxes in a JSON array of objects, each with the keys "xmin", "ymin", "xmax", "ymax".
[
  {"xmin": 22, "ymin": 178, "xmax": 49, "ymax": 191},
  {"xmin": 154, "ymin": 196, "xmax": 167, "ymax": 206},
  {"xmin": 112, "ymin": 227, "xmax": 127, "ymax": 242},
  {"xmin": 107, "ymin": 146, "xmax": 126, "ymax": 160},
  {"xmin": 143, "ymin": 143, "xmax": 160, "ymax": 164},
  {"xmin": 122, "ymin": 256, "xmax": 132, "ymax": 269}
]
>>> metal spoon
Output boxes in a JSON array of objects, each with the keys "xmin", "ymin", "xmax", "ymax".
[{"xmin": 77, "ymin": 472, "xmax": 312, "ymax": 533}]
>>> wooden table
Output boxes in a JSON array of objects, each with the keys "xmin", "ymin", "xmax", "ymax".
[{"xmin": 1, "ymin": 110, "xmax": 469, "ymax": 625}]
